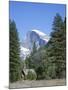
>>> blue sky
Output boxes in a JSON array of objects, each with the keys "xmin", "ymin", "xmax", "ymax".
[{"xmin": 9, "ymin": 1, "xmax": 66, "ymax": 42}]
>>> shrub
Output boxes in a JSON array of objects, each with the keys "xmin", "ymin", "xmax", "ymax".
[{"xmin": 27, "ymin": 71, "xmax": 37, "ymax": 80}]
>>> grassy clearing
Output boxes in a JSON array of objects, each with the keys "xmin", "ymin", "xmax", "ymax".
[{"xmin": 9, "ymin": 79, "xmax": 66, "ymax": 89}]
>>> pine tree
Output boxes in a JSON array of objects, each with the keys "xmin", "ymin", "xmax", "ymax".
[
  {"xmin": 61, "ymin": 17, "xmax": 66, "ymax": 78},
  {"xmin": 47, "ymin": 14, "xmax": 66, "ymax": 78},
  {"xmin": 25, "ymin": 41, "xmax": 37, "ymax": 68},
  {"xmin": 32, "ymin": 41, "xmax": 37, "ymax": 55},
  {"xmin": 9, "ymin": 20, "xmax": 21, "ymax": 82}
]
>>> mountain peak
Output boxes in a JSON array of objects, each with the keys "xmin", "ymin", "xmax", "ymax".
[
  {"xmin": 32, "ymin": 29, "xmax": 46, "ymax": 36},
  {"xmin": 20, "ymin": 29, "xmax": 50, "ymax": 60},
  {"xmin": 32, "ymin": 29, "xmax": 50, "ymax": 42}
]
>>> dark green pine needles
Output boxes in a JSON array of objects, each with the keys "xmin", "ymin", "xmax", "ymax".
[
  {"xmin": 9, "ymin": 20, "xmax": 21, "ymax": 82},
  {"xmin": 47, "ymin": 14, "xmax": 66, "ymax": 78}
]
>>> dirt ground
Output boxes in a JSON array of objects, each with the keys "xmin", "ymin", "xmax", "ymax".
[{"xmin": 9, "ymin": 79, "xmax": 66, "ymax": 89}]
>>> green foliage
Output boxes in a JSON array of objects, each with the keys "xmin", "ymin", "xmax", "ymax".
[
  {"xmin": 47, "ymin": 63, "xmax": 56, "ymax": 79},
  {"xmin": 36, "ymin": 66, "xmax": 45, "ymax": 80},
  {"xmin": 25, "ymin": 46, "xmax": 47, "ymax": 80},
  {"xmin": 25, "ymin": 41, "xmax": 38, "ymax": 69},
  {"xmin": 9, "ymin": 20, "xmax": 21, "ymax": 82},
  {"xmin": 27, "ymin": 71, "xmax": 37, "ymax": 80},
  {"xmin": 47, "ymin": 14, "xmax": 66, "ymax": 79}
]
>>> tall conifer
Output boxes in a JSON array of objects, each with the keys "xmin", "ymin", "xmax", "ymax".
[
  {"xmin": 9, "ymin": 20, "xmax": 21, "ymax": 82},
  {"xmin": 47, "ymin": 14, "xmax": 66, "ymax": 78}
]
